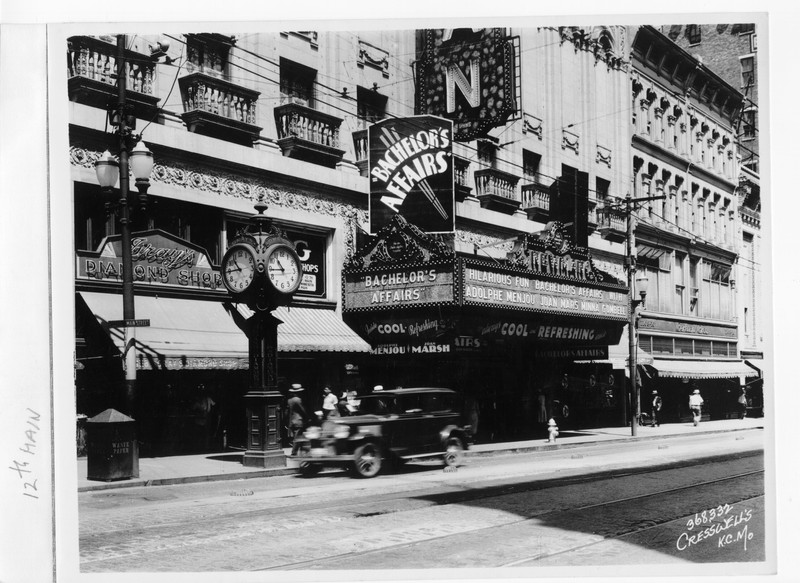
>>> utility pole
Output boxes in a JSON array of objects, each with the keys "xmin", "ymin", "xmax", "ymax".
[{"xmin": 620, "ymin": 193, "xmax": 665, "ymax": 437}]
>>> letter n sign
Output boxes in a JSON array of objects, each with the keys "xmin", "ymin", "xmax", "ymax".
[{"xmin": 415, "ymin": 28, "xmax": 519, "ymax": 142}]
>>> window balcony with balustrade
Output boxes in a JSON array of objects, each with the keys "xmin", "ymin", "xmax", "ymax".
[
  {"xmin": 597, "ymin": 202, "xmax": 627, "ymax": 243},
  {"xmin": 473, "ymin": 168, "xmax": 520, "ymax": 214},
  {"xmin": 67, "ymin": 36, "xmax": 160, "ymax": 121},
  {"xmin": 178, "ymin": 72, "xmax": 262, "ymax": 146},
  {"xmin": 274, "ymin": 102, "xmax": 345, "ymax": 168},
  {"xmin": 520, "ymin": 182, "xmax": 550, "ymax": 222}
]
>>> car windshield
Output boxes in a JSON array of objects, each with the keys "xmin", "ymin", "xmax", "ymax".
[{"xmin": 356, "ymin": 395, "xmax": 395, "ymax": 415}]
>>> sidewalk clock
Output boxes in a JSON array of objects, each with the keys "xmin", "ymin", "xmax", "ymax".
[{"xmin": 220, "ymin": 199, "xmax": 302, "ymax": 468}]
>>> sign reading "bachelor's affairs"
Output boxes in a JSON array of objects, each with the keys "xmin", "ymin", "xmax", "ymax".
[
  {"xmin": 461, "ymin": 262, "xmax": 629, "ymax": 321},
  {"xmin": 343, "ymin": 264, "xmax": 455, "ymax": 312}
]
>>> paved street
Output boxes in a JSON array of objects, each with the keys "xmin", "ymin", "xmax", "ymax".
[{"xmin": 76, "ymin": 428, "xmax": 766, "ymax": 574}]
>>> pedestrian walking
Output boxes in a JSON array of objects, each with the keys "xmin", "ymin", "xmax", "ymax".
[
  {"xmin": 287, "ymin": 384, "xmax": 308, "ymax": 454},
  {"xmin": 738, "ymin": 388, "xmax": 748, "ymax": 419},
  {"xmin": 336, "ymin": 390, "xmax": 350, "ymax": 417},
  {"xmin": 650, "ymin": 390, "xmax": 662, "ymax": 427},
  {"xmin": 322, "ymin": 386, "xmax": 339, "ymax": 419},
  {"xmin": 689, "ymin": 388, "xmax": 704, "ymax": 426}
]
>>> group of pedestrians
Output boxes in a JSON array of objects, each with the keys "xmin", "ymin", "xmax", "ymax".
[{"xmin": 645, "ymin": 387, "xmax": 704, "ymax": 427}]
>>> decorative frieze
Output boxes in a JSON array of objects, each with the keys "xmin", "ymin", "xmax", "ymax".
[
  {"xmin": 357, "ymin": 40, "xmax": 390, "ymax": 78},
  {"xmin": 69, "ymin": 146, "xmax": 367, "ymax": 259},
  {"xmin": 455, "ymin": 229, "xmax": 515, "ymax": 254},
  {"xmin": 522, "ymin": 113, "xmax": 543, "ymax": 139},
  {"xmin": 596, "ymin": 144, "xmax": 612, "ymax": 168},
  {"xmin": 562, "ymin": 128, "xmax": 579, "ymax": 154}
]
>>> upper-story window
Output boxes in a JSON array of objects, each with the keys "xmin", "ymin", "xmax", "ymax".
[
  {"xmin": 185, "ymin": 34, "xmax": 231, "ymax": 79},
  {"xmin": 740, "ymin": 56, "xmax": 755, "ymax": 89},
  {"xmin": 741, "ymin": 108, "xmax": 757, "ymax": 141},
  {"xmin": 523, "ymin": 149, "xmax": 542, "ymax": 183},
  {"xmin": 280, "ymin": 58, "xmax": 316, "ymax": 107},
  {"xmin": 686, "ymin": 25, "xmax": 701, "ymax": 45},
  {"xmin": 356, "ymin": 86, "xmax": 387, "ymax": 129},
  {"xmin": 477, "ymin": 140, "xmax": 497, "ymax": 167}
]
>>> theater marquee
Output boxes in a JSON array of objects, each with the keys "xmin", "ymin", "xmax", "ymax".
[{"xmin": 460, "ymin": 258, "xmax": 630, "ymax": 321}]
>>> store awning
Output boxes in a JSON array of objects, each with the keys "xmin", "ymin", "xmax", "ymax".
[
  {"xmin": 650, "ymin": 359, "xmax": 759, "ymax": 379},
  {"xmin": 236, "ymin": 304, "xmax": 371, "ymax": 353},
  {"xmin": 79, "ymin": 292, "xmax": 249, "ymax": 370},
  {"xmin": 80, "ymin": 293, "xmax": 371, "ymax": 370}
]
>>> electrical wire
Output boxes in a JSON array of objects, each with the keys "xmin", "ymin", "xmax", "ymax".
[{"xmin": 139, "ymin": 32, "xmax": 761, "ymax": 263}]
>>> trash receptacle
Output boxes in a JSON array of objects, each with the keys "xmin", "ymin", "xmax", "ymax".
[{"xmin": 86, "ymin": 409, "xmax": 139, "ymax": 481}]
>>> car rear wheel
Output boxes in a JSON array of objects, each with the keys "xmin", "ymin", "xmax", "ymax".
[
  {"xmin": 443, "ymin": 436, "xmax": 464, "ymax": 467},
  {"xmin": 352, "ymin": 442, "xmax": 382, "ymax": 478},
  {"xmin": 295, "ymin": 445, "xmax": 321, "ymax": 477}
]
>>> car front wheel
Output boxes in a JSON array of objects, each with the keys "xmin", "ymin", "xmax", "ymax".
[
  {"xmin": 352, "ymin": 442, "xmax": 382, "ymax": 478},
  {"xmin": 443, "ymin": 436, "xmax": 464, "ymax": 467}
]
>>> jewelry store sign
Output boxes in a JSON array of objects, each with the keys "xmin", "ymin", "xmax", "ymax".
[
  {"xmin": 461, "ymin": 259, "xmax": 629, "ymax": 321},
  {"xmin": 343, "ymin": 262, "xmax": 456, "ymax": 312},
  {"xmin": 77, "ymin": 230, "xmax": 223, "ymax": 291}
]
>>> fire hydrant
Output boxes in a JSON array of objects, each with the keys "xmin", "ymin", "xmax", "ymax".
[{"xmin": 547, "ymin": 418, "xmax": 559, "ymax": 443}]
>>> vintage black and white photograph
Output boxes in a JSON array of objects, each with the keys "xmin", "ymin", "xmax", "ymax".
[{"xmin": 0, "ymin": 4, "xmax": 787, "ymax": 583}]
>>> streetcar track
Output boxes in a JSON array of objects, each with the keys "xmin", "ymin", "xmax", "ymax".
[
  {"xmin": 257, "ymin": 469, "xmax": 764, "ymax": 571},
  {"xmin": 80, "ymin": 450, "xmax": 763, "ymax": 540}
]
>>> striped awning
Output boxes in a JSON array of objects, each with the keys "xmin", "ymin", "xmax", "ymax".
[
  {"xmin": 235, "ymin": 304, "xmax": 371, "ymax": 353},
  {"xmin": 650, "ymin": 359, "xmax": 759, "ymax": 379}
]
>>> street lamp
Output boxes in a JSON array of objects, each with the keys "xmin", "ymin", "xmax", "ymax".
[{"xmin": 91, "ymin": 33, "xmax": 155, "ymax": 415}]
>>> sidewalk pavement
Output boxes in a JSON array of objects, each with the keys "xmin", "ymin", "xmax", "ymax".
[{"xmin": 76, "ymin": 417, "xmax": 764, "ymax": 492}]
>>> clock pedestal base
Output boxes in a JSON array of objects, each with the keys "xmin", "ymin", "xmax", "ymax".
[{"xmin": 242, "ymin": 390, "xmax": 285, "ymax": 468}]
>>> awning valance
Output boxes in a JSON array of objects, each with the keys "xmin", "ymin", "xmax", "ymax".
[
  {"xmin": 650, "ymin": 359, "xmax": 759, "ymax": 379},
  {"xmin": 79, "ymin": 293, "xmax": 371, "ymax": 371}
]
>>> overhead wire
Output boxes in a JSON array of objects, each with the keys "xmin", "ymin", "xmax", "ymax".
[{"xmin": 147, "ymin": 32, "xmax": 760, "ymax": 263}]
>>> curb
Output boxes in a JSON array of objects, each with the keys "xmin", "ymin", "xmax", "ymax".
[
  {"xmin": 78, "ymin": 425, "xmax": 763, "ymax": 492},
  {"xmin": 465, "ymin": 425, "xmax": 764, "ymax": 458}
]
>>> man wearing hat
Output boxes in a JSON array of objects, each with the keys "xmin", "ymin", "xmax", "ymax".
[
  {"xmin": 287, "ymin": 384, "xmax": 308, "ymax": 454},
  {"xmin": 650, "ymin": 390, "xmax": 662, "ymax": 427},
  {"xmin": 688, "ymin": 388, "xmax": 704, "ymax": 426}
]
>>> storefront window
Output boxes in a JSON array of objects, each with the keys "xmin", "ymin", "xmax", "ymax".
[
  {"xmin": 695, "ymin": 340, "xmax": 712, "ymax": 356},
  {"xmin": 74, "ymin": 190, "xmax": 114, "ymax": 251},
  {"xmin": 676, "ymin": 338, "xmax": 694, "ymax": 355},
  {"xmin": 149, "ymin": 199, "xmax": 222, "ymax": 262},
  {"xmin": 652, "ymin": 336, "xmax": 673, "ymax": 355}
]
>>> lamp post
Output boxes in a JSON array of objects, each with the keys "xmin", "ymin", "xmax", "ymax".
[{"xmin": 93, "ymin": 33, "xmax": 154, "ymax": 414}]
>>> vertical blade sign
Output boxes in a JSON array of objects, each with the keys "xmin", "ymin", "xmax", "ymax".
[{"xmin": 368, "ymin": 116, "xmax": 455, "ymax": 234}]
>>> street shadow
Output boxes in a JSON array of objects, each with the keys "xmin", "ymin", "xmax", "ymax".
[{"xmin": 408, "ymin": 451, "xmax": 765, "ymax": 565}]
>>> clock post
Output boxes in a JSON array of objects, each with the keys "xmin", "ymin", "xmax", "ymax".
[{"xmin": 220, "ymin": 199, "xmax": 302, "ymax": 468}]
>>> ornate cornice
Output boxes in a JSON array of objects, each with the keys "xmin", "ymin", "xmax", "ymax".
[
  {"xmin": 455, "ymin": 229, "xmax": 515, "ymax": 254},
  {"xmin": 70, "ymin": 146, "xmax": 368, "ymax": 260}
]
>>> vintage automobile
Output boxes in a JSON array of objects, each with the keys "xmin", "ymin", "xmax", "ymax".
[{"xmin": 289, "ymin": 387, "xmax": 471, "ymax": 478}]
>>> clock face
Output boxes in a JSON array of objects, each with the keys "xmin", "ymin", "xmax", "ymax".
[
  {"xmin": 267, "ymin": 245, "xmax": 301, "ymax": 294},
  {"xmin": 222, "ymin": 246, "xmax": 256, "ymax": 293}
]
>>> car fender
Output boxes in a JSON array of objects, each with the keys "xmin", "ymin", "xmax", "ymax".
[{"xmin": 439, "ymin": 425, "xmax": 469, "ymax": 449}]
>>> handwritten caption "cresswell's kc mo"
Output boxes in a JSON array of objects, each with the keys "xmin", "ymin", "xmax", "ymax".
[
  {"xmin": 676, "ymin": 503, "xmax": 755, "ymax": 552},
  {"xmin": 8, "ymin": 409, "xmax": 41, "ymax": 499}
]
